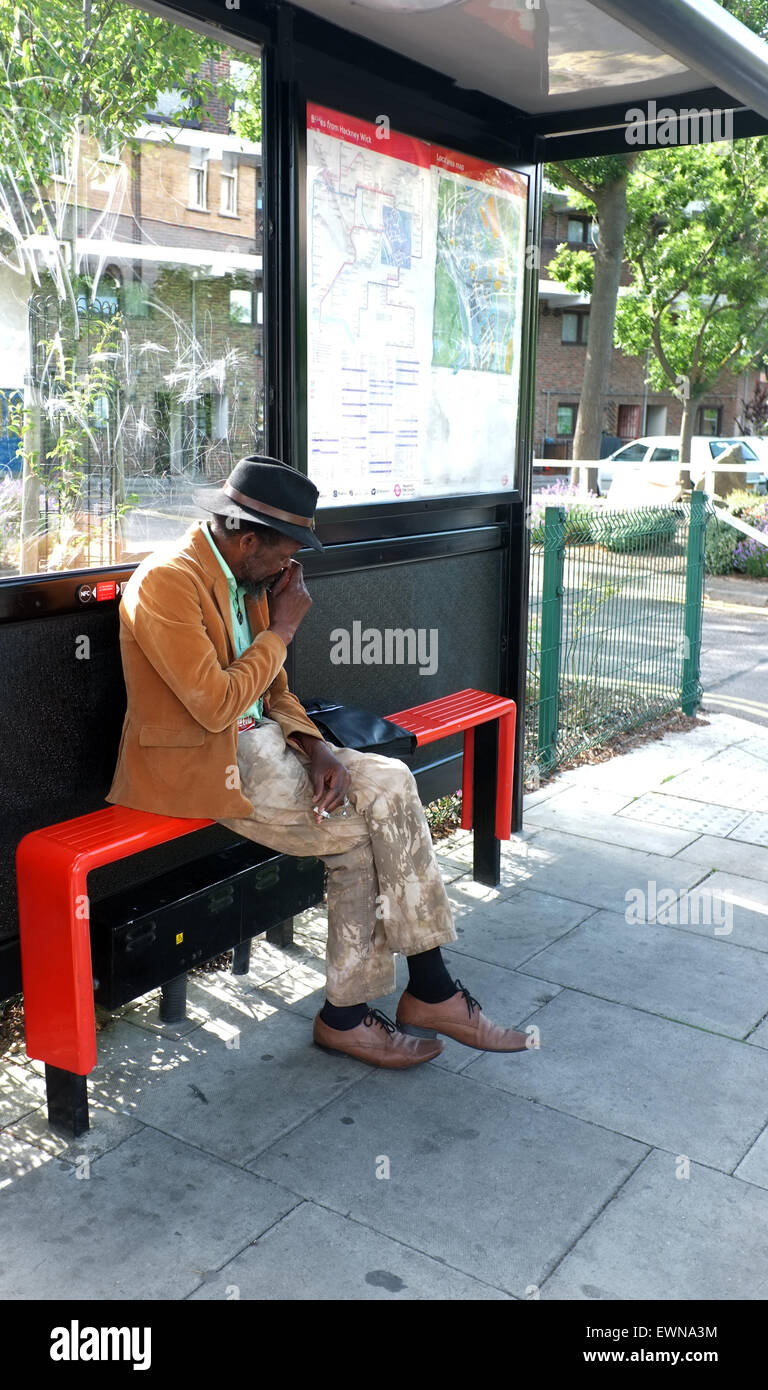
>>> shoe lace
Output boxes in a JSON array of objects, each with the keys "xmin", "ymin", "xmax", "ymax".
[
  {"xmin": 453, "ymin": 979, "xmax": 481, "ymax": 1020},
  {"xmin": 363, "ymin": 1007, "xmax": 398, "ymax": 1035}
]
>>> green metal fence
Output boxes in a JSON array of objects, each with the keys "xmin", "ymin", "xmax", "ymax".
[{"xmin": 525, "ymin": 492, "xmax": 708, "ymax": 787}]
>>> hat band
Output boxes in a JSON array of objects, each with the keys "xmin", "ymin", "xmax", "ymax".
[{"xmin": 222, "ymin": 481, "xmax": 315, "ymax": 530}]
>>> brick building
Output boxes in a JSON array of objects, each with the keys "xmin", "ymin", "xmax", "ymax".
[
  {"xmin": 535, "ymin": 186, "xmax": 758, "ymax": 459},
  {"xmin": 4, "ymin": 53, "xmax": 264, "ymax": 495}
]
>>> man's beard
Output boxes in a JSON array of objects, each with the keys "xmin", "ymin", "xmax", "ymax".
[{"xmin": 240, "ymin": 577, "xmax": 267, "ymax": 600}]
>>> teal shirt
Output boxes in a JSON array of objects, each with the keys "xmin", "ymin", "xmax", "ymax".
[{"xmin": 202, "ymin": 522, "xmax": 263, "ymax": 723}]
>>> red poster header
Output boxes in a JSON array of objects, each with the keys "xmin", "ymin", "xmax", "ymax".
[{"xmin": 307, "ymin": 103, "xmax": 527, "ymax": 201}]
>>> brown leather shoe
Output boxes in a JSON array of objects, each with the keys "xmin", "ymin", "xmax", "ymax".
[
  {"xmin": 313, "ymin": 1007, "xmax": 444, "ymax": 1068},
  {"xmin": 396, "ymin": 979, "xmax": 531, "ymax": 1052}
]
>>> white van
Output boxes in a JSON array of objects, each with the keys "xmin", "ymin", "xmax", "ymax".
[{"xmin": 598, "ymin": 436, "xmax": 767, "ymax": 496}]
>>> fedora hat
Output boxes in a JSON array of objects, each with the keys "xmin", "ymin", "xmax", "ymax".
[{"xmin": 193, "ymin": 456, "xmax": 323, "ymax": 552}]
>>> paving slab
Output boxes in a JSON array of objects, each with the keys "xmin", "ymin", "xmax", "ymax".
[
  {"xmin": 542, "ymin": 1148, "xmax": 768, "ymax": 1300},
  {"xmin": 0, "ymin": 1127, "xmax": 299, "ymax": 1300},
  {"xmin": 0, "ymin": 1057, "xmax": 46, "ymax": 1129},
  {"xmin": 248, "ymin": 1064, "xmax": 648, "ymax": 1297},
  {"xmin": 666, "ymin": 872, "xmax": 768, "ymax": 953},
  {"xmin": 523, "ymin": 805, "xmax": 699, "ymax": 856},
  {"xmin": 445, "ymin": 886, "xmax": 597, "ymax": 970},
  {"xmin": 728, "ymin": 811, "xmax": 768, "ymax": 847},
  {"xmin": 189, "ymin": 1201, "xmax": 513, "ymax": 1300},
  {"xmin": 733, "ymin": 1124, "xmax": 768, "ymax": 1190},
  {"xmin": 516, "ymin": 909, "xmax": 768, "ymax": 1037},
  {"xmin": 6, "ymin": 1105, "xmax": 144, "ymax": 1164},
  {"xmin": 464, "ymin": 989, "xmax": 768, "ymax": 1172},
  {"xmin": 676, "ymin": 834, "xmax": 768, "ymax": 882},
  {"xmin": 666, "ymin": 748, "xmax": 768, "ymax": 812},
  {"xmin": 475, "ymin": 830, "xmax": 709, "ymax": 913},
  {"xmin": 748, "ymin": 1018, "xmax": 768, "ymax": 1049},
  {"xmin": 526, "ymin": 785, "xmax": 635, "ymax": 817},
  {"xmin": 45, "ymin": 1009, "xmax": 377, "ymax": 1167},
  {"xmin": 619, "ymin": 792, "xmax": 746, "ymax": 838}
]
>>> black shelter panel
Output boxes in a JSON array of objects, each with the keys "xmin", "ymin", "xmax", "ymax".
[
  {"xmin": 0, "ymin": 605, "xmax": 257, "ymax": 1000},
  {"xmin": 292, "ymin": 546, "xmax": 505, "ymax": 784}
]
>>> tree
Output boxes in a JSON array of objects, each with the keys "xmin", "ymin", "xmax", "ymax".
[
  {"xmin": 547, "ymin": 156, "xmax": 636, "ymax": 464},
  {"xmin": 545, "ymin": 1, "xmax": 768, "ymax": 469},
  {"xmin": 614, "ymin": 139, "xmax": 768, "ymax": 466}
]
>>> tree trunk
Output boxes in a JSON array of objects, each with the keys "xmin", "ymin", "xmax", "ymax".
[
  {"xmin": 678, "ymin": 397, "xmax": 695, "ymax": 493},
  {"xmin": 572, "ymin": 177, "xmax": 631, "ymax": 464}
]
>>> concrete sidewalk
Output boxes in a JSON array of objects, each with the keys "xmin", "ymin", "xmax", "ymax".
[{"xmin": 2, "ymin": 710, "xmax": 768, "ymax": 1301}]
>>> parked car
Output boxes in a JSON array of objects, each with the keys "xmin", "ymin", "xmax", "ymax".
[{"xmin": 598, "ymin": 436, "xmax": 768, "ymax": 496}]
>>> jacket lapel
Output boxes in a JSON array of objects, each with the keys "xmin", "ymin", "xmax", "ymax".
[{"xmin": 187, "ymin": 521, "xmax": 236, "ymax": 657}]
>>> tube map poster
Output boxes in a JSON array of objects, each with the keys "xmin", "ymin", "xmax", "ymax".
[{"xmin": 306, "ymin": 103, "xmax": 529, "ymax": 505}]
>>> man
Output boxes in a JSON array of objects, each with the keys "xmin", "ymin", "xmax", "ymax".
[{"xmin": 108, "ymin": 455, "xmax": 529, "ymax": 1068}]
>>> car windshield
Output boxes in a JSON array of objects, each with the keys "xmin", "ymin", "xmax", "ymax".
[
  {"xmin": 612, "ymin": 443, "xmax": 647, "ymax": 461},
  {"xmin": 709, "ymin": 440, "xmax": 758, "ymax": 461}
]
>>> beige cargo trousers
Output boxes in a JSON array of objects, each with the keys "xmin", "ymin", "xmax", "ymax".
[{"xmin": 218, "ymin": 718, "xmax": 458, "ymax": 1005}]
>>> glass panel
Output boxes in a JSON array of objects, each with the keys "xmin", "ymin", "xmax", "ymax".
[
  {"xmin": 613, "ymin": 444, "xmax": 647, "ymax": 461},
  {"xmin": 650, "ymin": 447, "xmax": 679, "ymax": 461},
  {"xmin": 306, "ymin": 103, "xmax": 528, "ymax": 503},
  {"xmin": 567, "ymin": 218, "xmax": 585, "ymax": 242},
  {"xmin": 561, "ymin": 312, "xmax": 579, "ymax": 342},
  {"xmin": 0, "ymin": 5, "xmax": 264, "ymax": 578}
]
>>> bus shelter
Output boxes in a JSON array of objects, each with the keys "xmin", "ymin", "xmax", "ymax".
[{"xmin": 1, "ymin": 0, "xmax": 768, "ymax": 1007}]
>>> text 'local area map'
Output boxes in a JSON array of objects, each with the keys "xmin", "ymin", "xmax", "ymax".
[{"xmin": 306, "ymin": 105, "xmax": 528, "ymax": 505}]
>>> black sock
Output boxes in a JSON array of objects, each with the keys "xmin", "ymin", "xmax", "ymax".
[
  {"xmin": 319, "ymin": 998, "xmax": 369, "ymax": 1030},
  {"xmin": 406, "ymin": 946, "xmax": 456, "ymax": 1003}
]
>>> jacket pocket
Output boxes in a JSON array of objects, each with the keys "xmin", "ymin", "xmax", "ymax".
[{"xmin": 138, "ymin": 725, "xmax": 206, "ymax": 747}]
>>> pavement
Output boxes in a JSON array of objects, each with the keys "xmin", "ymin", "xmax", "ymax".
[
  {"xmin": 2, "ymin": 710, "xmax": 768, "ymax": 1301},
  {"xmin": 703, "ymin": 574, "xmax": 768, "ymax": 727}
]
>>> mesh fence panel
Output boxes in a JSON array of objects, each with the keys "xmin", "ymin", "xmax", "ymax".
[{"xmin": 525, "ymin": 501, "xmax": 710, "ymax": 787}]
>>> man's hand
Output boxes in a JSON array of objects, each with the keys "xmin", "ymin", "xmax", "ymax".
[
  {"xmin": 301, "ymin": 739, "xmax": 352, "ymax": 822},
  {"xmin": 268, "ymin": 560, "xmax": 312, "ymax": 646}
]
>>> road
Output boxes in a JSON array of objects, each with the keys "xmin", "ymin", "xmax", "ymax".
[{"xmin": 701, "ymin": 581, "xmax": 768, "ymax": 727}]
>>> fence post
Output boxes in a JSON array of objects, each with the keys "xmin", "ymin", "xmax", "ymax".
[
  {"xmin": 682, "ymin": 490, "xmax": 706, "ymax": 716},
  {"xmin": 537, "ymin": 505, "xmax": 566, "ymax": 774}
]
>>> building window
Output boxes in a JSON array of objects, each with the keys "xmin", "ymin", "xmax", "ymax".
[
  {"xmin": 49, "ymin": 144, "xmax": 70, "ymax": 181},
  {"xmin": 562, "ymin": 311, "xmax": 589, "ymax": 345},
  {"xmin": 188, "ymin": 148, "xmax": 208, "ymax": 210},
  {"xmin": 698, "ymin": 406, "xmax": 722, "ymax": 435},
  {"xmin": 220, "ymin": 151, "xmax": 238, "ymax": 215},
  {"xmin": 97, "ymin": 137, "xmax": 122, "ymax": 164},
  {"xmin": 617, "ymin": 403, "xmax": 642, "ymax": 440},
  {"xmin": 566, "ymin": 216, "xmax": 597, "ymax": 246},
  {"xmin": 557, "ymin": 404, "xmax": 578, "ymax": 436},
  {"xmin": 229, "ymin": 289, "xmax": 252, "ymax": 324}
]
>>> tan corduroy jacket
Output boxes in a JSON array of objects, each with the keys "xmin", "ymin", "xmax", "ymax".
[{"xmin": 106, "ymin": 521, "xmax": 324, "ymax": 819}]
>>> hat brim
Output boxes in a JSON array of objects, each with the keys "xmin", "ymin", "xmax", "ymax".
[{"xmin": 193, "ymin": 485, "xmax": 324, "ymax": 552}]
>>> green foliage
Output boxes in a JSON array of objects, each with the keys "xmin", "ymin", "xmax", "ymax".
[
  {"xmin": 615, "ymin": 140, "xmax": 768, "ymax": 402},
  {"xmin": 547, "ymin": 244, "xmax": 595, "ymax": 296},
  {"xmin": 548, "ymin": 156, "xmax": 632, "ymax": 204},
  {"xmin": 598, "ymin": 508, "xmax": 679, "ymax": 552},
  {"xmin": 704, "ymin": 516, "xmax": 741, "ymax": 573},
  {"xmin": 424, "ymin": 792, "xmax": 463, "ymax": 840},
  {"xmin": 0, "ymin": 1, "xmax": 224, "ymax": 193}
]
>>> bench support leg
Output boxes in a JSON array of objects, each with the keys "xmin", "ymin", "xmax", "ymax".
[
  {"xmin": 231, "ymin": 939, "xmax": 252, "ymax": 975},
  {"xmin": 472, "ymin": 721, "xmax": 501, "ymax": 888},
  {"xmin": 45, "ymin": 1064, "xmax": 89, "ymax": 1138},
  {"xmin": 266, "ymin": 917, "xmax": 294, "ymax": 947},
  {"xmin": 159, "ymin": 973, "xmax": 187, "ymax": 1024}
]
